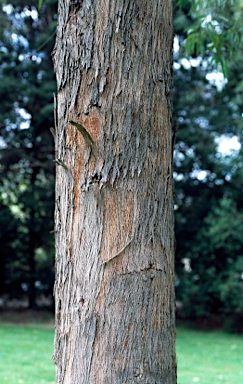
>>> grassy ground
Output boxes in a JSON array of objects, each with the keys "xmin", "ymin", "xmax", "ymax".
[
  {"xmin": 0, "ymin": 324, "xmax": 55, "ymax": 384},
  {"xmin": 177, "ymin": 327, "xmax": 243, "ymax": 384},
  {"xmin": 1, "ymin": 317, "xmax": 243, "ymax": 383}
]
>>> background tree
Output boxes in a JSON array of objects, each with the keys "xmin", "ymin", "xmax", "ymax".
[
  {"xmin": 0, "ymin": 199, "xmax": 19, "ymax": 297},
  {"xmin": 0, "ymin": 0, "xmax": 57, "ymax": 308},
  {"xmin": 178, "ymin": 0, "xmax": 243, "ymax": 76},
  {"xmin": 174, "ymin": 1, "xmax": 243, "ymax": 330}
]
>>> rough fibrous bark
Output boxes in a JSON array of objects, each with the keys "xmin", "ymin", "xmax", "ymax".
[{"xmin": 53, "ymin": 1, "xmax": 176, "ymax": 383}]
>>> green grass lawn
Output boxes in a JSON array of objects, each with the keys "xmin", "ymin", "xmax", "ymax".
[
  {"xmin": 0, "ymin": 324, "xmax": 55, "ymax": 384},
  {"xmin": 1, "ymin": 323, "xmax": 243, "ymax": 383},
  {"xmin": 177, "ymin": 327, "xmax": 243, "ymax": 384}
]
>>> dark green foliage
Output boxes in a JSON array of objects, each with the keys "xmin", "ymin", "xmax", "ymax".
[
  {"xmin": 174, "ymin": 2, "xmax": 243, "ymax": 330},
  {"xmin": 0, "ymin": 0, "xmax": 57, "ymax": 308},
  {"xmin": 176, "ymin": 199, "xmax": 243, "ymax": 331},
  {"xmin": 0, "ymin": 200, "xmax": 19, "ymax": 295},
  {"xmin": 177, "ymin": 0, "xmax": 243, "ymax": 77}
]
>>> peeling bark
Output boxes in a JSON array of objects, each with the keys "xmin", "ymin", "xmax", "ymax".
[{"xmin": 53, "ymin": 1, "xmax": 176, "ymax": 383}]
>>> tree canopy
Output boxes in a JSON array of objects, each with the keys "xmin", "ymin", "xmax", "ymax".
[
  {"xmin": 0, "ymin": 0, "xmax": 57, "ymax": 308},
  {"xmin": 174, "ymin": 1, "xmax": 243, "ymax": 330},
  {"xmin": 178, "ymin": 0, "xmax": 243, "ymax": 76}
]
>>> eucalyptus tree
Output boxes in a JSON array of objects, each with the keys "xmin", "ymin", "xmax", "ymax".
[{"xmin": 53, "ymin": 1, "xmax": 176, "ymax": 382}]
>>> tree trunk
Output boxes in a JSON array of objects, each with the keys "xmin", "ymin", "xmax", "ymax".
[{"xmin": 53, "ymin": 1, "xmax": 176, "ymax": 383}]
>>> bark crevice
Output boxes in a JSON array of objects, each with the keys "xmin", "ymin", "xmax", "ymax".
[{"xmin": 54, "ymin": 0, "xmax": 176, "ymax": 382}]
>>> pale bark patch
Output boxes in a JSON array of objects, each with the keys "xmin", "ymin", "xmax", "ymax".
[{"xmin": 100, "ymin": 189, "xmax": 135, "ymax": 263}]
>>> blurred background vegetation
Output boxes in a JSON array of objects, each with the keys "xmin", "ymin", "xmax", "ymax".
[
  {"xmin": 0, "ymin": 0, "xmax": 242, "ymax": 333},
  {"xmin": 0, "ymin": 0, "xmax": 56, "ymax": 310}
]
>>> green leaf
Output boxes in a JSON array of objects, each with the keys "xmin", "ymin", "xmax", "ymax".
[
  {"xmin": 177, "ymin": 0, "xmax": 243, "ymax": 79},
  {"xmin": 69, "ymin": 120, "xmax": 98, "ymax": 157},
  {"xmin": 177, "ymin": 0, "xmax": 190, "ymax": 9},
  {"xmin": 38, "ymin": 0, "xmax": 43, "ymax": 9}
]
